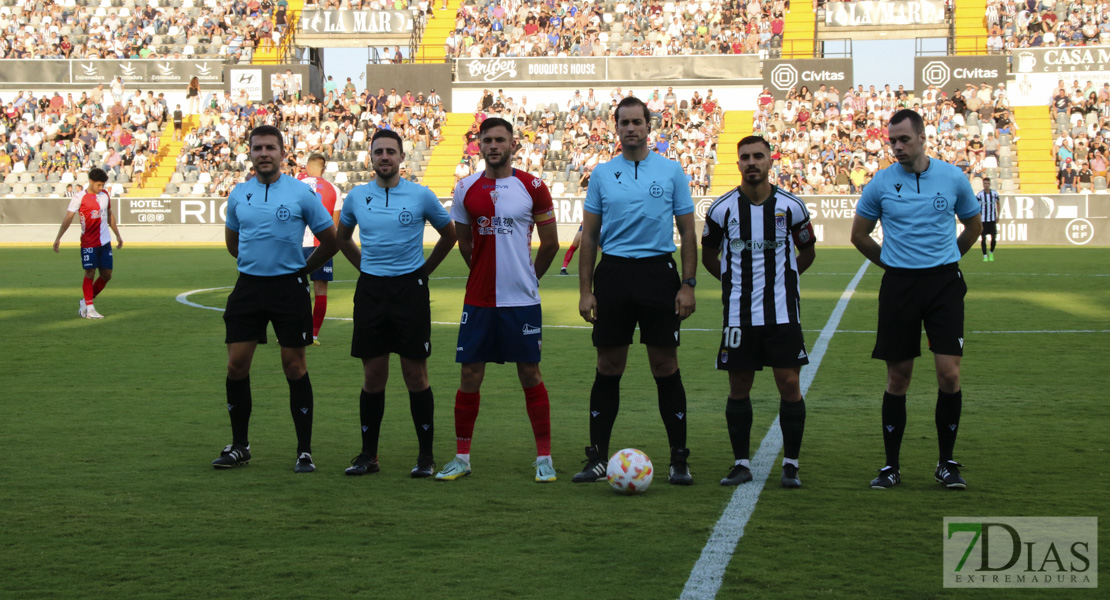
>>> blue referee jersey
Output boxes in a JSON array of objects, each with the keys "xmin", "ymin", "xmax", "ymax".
[
  {"xmin": 226, "ymin": 174, "xmax": 335, "ymax": 276},
  {"xmin": 857, "ymin": 159, "xmax": 979, "ymax": 269},
  {"xmin": 340, "ymin": 178, "xmax": 451, "ymax": 276},
  {"xmin": 584, "ymin": 152, "xmax": 693, "ymax": 258}
]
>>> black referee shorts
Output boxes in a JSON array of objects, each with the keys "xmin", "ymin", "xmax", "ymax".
[
  {"xmin": 351, "ymin": 269, "xmax": 432, "ymax": 360},
  {"xmin": 873, "ymin": 263, "xmax": 967, "ymax": 361},
  {"xmin": 224, "ymin": 272, "xmax": 313, "ymax": 347},
  {"xmin": 592, "ymin": 253, "xmax": 681, "ymax": 348}
]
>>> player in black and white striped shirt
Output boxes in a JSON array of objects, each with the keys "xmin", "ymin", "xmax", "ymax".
[
  {"xmin": 976, "ymin": 178, "xmax": 1000, "ymax": 262},
  {"xmin": 702, "ymin": 135, "xmax": 816, "ymax": 489}
]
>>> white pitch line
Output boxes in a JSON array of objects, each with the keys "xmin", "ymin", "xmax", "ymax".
[
  {"xmin": 679, "ymin": 259, "xmax": 871, "ymax": 600},
  {"xmin": 175, "ymin": 288, "xmax": 1108, "ymax": 336}
]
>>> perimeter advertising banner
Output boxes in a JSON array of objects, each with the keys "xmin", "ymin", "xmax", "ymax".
[
  {"xmin": 3, "ymin": 195, "xmax": 1106, "ymax": 245},
  {"xmin": 824, "ymin": 0, "xmax": 947, "ymax": 26},
  {"xmin": 0, "ymin": 59, "xmax": 222, "ymax": 86},
  {"xmin": 455, "ymin": 55, "xmax": 759, "ymax": 85},
  {"xmin": 1012, "ymin": 46, "xmax": 1110, "ymax": 74},
  {"xmin": 913, "ymin": 55, "xmax": 1008, "ymax": 96}
]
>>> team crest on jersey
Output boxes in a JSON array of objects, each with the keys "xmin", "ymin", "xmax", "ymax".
[
  {"xmin": 276, "ymin": 205, "xmax": 291, "ymax": 221},
  {"xmin": 775, "ymin": 213, "xmax": 787, "ymax": 231},
  {"xmin": 491, "ymin": 190, "xmax": 499, "ymax": 204},
  {"xmin": 719, "ymin": 350, "xmax": 728, "ymax": 364},
  {"xmin": 933, "ymin": 195, "xmax": 949, "ymax": 211}
]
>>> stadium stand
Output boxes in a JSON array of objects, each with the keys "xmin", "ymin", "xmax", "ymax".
[
  {"xmin": 0, "ymin": 0, "xmax": 290, "ymax": 63},
  {"xmin": 978, "ymin": 0, "xmax": 1110, "ymax": 52},
  {"xmin": 746, "ymin": 81, "xmax": 1022, "ymax": 195},
  {"xmin": 0, "ymin": 1, "xmax": 1084, "ymax": 201},
  {"xmin": 127, "ymin": 86, "xmax": 447, "ymax": 196},
  {"xmin": 443, "ymin": 0, "xmax": 793, "ymax": 58}
]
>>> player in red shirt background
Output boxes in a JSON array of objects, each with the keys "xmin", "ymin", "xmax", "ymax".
[
  {"xmin": 296, "ymin": 153, "xmax": 341, "ymax": 345},
  {"xmin": 53, "ymin": 168, "xmax": 123, "ymax": 319}
]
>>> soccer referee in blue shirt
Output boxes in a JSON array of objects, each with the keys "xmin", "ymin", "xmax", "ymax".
[
  {"xmin": 213, "ymin": 125, "xmax": 338, "ymax": 474},
  {"xmin": 572, "ymin": 96, "xmax": 698, "ymax": 486},
  {"xmin": 851, "ymin": 109, "xmax": 982, "ymax": 491},
  {"xmin": 335, "ymin": 129, "xmax": 457, "ymax": 478}
]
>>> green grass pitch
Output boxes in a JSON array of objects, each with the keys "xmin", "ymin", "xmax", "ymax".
[{"xmin": 0, "ymin": 245, "xmax": 1106, "ymax": 599}]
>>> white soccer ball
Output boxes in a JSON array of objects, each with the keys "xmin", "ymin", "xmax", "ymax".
[{"xmin": 607, "ymin": 448, "xmax": 654, "ymax": 495}]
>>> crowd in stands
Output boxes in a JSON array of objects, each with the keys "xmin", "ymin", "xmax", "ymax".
[
  {"xmin": 304, "ymin": 0, "xmax": 433, "ymax": 13},
  {"xmin": 984, "ymin": 0, "xmax": 1110, "ymax": 52},
  {"xmin": 171, "ymin": 84, "xmax": 446, "ymax": 196},
  {"xmin": 1050, "ymin": 78, "xmax": 1110, "ymax": 191},
  {"xmin": 0, "ymin": 88, "xmax": 165, "ymax": 196},
  {"xmin": 0, "ymin": 0, "xmax": 293, "ymax": 63},
  {"xmin": 456, "ymin": 87, "xmax": 722, "ymax": 197},
  {"xmin": 446, "ymin": 0, "xmax": 791, "ymax": 59},
  {"xmin": 751, "ymin": 81, "xmax": 1018, "ymax": 195}
]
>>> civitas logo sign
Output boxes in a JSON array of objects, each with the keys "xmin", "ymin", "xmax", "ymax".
[
  {"xmin": 770, "ymin": 64, "xmax": 846, "ymax": 91},
  {"xmin": 771, "ymin": 64, "xmax": 798, "ymax": 90},
  {"xmin": 922, "ymin": 60, "xmax": 951, "ymax": 87},
  {"xmin": 467, "ymin": 58, "xmax": 518, "ymax": 82}
]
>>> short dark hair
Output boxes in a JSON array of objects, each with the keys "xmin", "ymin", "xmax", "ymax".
[
  {"xmin": 479, "ymin": 117, "xmax": 513, "ymax": 136},
  {"xmin": 614, "ymin": 96, "xmax": 651, "ymax": 123},
  {"xmin": 370, "ymin": 128, "xmax": 404, "ymax": 151},
  {"xmin": 88, "ymin": 167, "xmax": 109, "ymax": 182},
  {"xmin": 889, "ymin": 109, "xmax": 925, "ymax": 135},
  {"xmin": 736, "ymin": 135, "xmax": 772, "ymax": 154},
  {"xmin": 248, "ymin": 125, "xmax": 284, "ymax": 150},
  {"xmin": 982, "ymin": 177, "xmax": 991, "ymax": 183}
]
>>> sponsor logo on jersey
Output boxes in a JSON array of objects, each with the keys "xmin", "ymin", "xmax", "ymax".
[{"xmin": 731, "ymin": 238, "xmax": 786, "ymax": 251}]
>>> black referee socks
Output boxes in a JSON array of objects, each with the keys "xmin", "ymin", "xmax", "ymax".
[
  {"xmin": 655, "ymin": 369, "xmax": 688, "ymax": 450},
  {"xmin": 288, "ymin": 372, "xmax": 314, "ymax": 455},
  {"xmin": 589, "ymin": 370, "xmax": 622, "ymax": 458},
  {"xmin": 936, "ymin": 389, "xmax": 963, "ymax": 463},
  {"xmin": 882, "ymin": 392, "xmax": 907, "ymax": 470},
  {"xmin": 409, "ymin": 387, "xmax": 435, "ymax": 457},
  {"xmin": 226, "ymin": 376, "xmax": 252, "ymax": 447}
]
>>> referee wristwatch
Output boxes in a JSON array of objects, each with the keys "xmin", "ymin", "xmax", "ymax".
[{"xmin": 681, "ymin": 278, "xmax": 697, "ymax": 288}]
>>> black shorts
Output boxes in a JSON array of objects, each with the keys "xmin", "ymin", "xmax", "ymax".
[
  {"xmin": 351, "ymin": 269, "xmax": 431, "ymax": 359},
  {"xmin": 982, "ymin": 221, "xmax": 997, "ymax": 235},
  {"xmin": 592, "ymin": 254, "xmax": 681, "ymax": 348},
  {"xmin": 873, "ymin": 263, "xmax": 966, "ymax": 361},
  {"xmin": 717, "ymin": 323, "xmax": 809, "ymax": 371},
  {"xmin": 173, "ymin": 121, "xmax": 183, "ymax": 130},
  {"xmin": 224, "ymin": 273, "xmax": 312, "ymax": 347}
]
